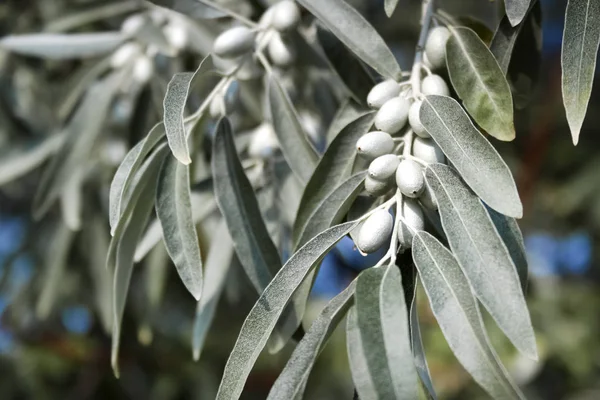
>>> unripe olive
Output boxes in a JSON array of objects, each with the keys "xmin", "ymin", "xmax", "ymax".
[
  {"xmin": 374, "ymin": 97, "xmax": 410, "ymax": 134},
  {"xmin": 110, "ymin": 42, "xmax": 142, "ymax": 68},
  {"xmin": 412, "ymin": 137, "xmax": 445, "ymax": 164},
  {"xmin": 396, "ymin": 159, "xmax": 425, "ymax": 198},
  {"xmin": 121, "ymin": 14, "xmax": 145, "ymax": 36},
  {"xmin": 365, "ymin": 176, "xmax": 391, "ymax": 197},
  {"xmin": 425, "ymin": 27, "xmax": 451, "ymax": 71},
  {"xmin": 419, "ymin": 184, "xmax": 438, "ymax": 210},
  {"xmin": 213, "ymin": 26, "xmax": 255, "ymax": 59},
  {"xmin": 368, "ymin": 154, "xmax": 400, "ymax": 182},
  {"xmin": 164, "ymin": 23, "xmax": 189, "ymax": 51},
  {"xmin": 133, "ymin": 55, "xmax": 154, "ymax": 84},
  {"xmin": 248, "ymin": 123, "xmax": 279, "ymax": 158},
  {"xmin": 421, "ymin": 74, "xmax": 450, "ymax": 97},
  {"xmin": 408, "ymin": 100, "xmax": 429, "ymax": 138},
  {"xmin": 397, "ymin": 199, "xmax": 425, "ymax": 248},
  {"xmin": 272, "ymin": 1, "xmax": 301, "ymax": 32},
  {"xmin": 367, "ymin": 79, "xmax": 401, "ymax": 109},
  {"xmin": 267, "ymin": 32, "xmax": 297, "ymax": 68},
  {"xmin": 356, "ymin": 131, "xmax": 395, "ymax": 160},
  {"xmin": 357, "ymin": 209, "xmax": 394, "ymax": 254}
]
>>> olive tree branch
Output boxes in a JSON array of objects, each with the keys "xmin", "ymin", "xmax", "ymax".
[
  {"xmin": 196, "ymin": 0, "xmax": 258, "ymax": 28},
  {"xmin": 410, "ymin": 0, "xmax": 436, "ymax": 97}
]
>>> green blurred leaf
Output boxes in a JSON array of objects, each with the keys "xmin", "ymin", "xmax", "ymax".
[
  {"xmin": 446, "ymin": 27, "xmax": 515, "ymax": 141},
  {"xmin": 215, "ymin": 221, "xmax": 359, "ymax": 400},
  {"xmin": 149, "ymin": 0, "xmax": 226, "ymax": 18},
  {"xmin": 425, "ymin": 164, "xmax": 537, "ymax": 360},
  {"xmin": 420, "ymin": 95, "xmax": 522, "ymax": 218},
  {"xmin": 561, "ymin": 0, "xmax": 600, "ymax": 145},
  {"xmin": 298, "ymin": 0, "xmax": 402, "ymax": 80},
  {"xmin": 412, "ymin": 231, "xmax": 525, "ymax": 399},
  {"xmin": 384, "ymin": 0, "xmax": 400, "ymax": 17},
  {"xmin": 156, "ymin": 154, "xmax": 203, "ymax": 300}
]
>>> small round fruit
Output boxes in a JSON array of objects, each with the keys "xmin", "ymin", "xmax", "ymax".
[
  {"xmin": 374, "ymin": 97, "xmax": 410, "ymax": 134},
  {"xmin": 133, "ymin": 55, "xmax": 154, "ymax": 84},
  {"xmin": 396, "ymin": 159, "xmax": 425, "ymax": 198},
  {"xmin": 248, "ymin": 123, "xmax": 279, "ymax": 158},
  {"xmin": 267, "ymin": 32, "xmax": 297, "ymax": 68},
  {"xmin": 357, "ymin": 210, "xmax": 394, "ymax": 254},
  {"xmin": 368, "ymin": 154, "xmax": 400, "ymax": 182},
  {"xmin": 412, "ymin": 137, "xmax": 445, "ymax": 164},
  {"xmin": 164, "ymin": 23, "xmax": 189, "ymax": 50},
  {"xmin": 356, "ymin": 131, "xmax": 394, "ymax": 160},
  {"xmin": 367, "ymin": 79, "xmax": 401, "ymax": 109},
  {"xmin": 422, "ymin": 74, "xmax": 450, "ymax": 97},
  {"xmin": 408, "ymin": 100, "xmax": 429, "ymax": 138},
  {"xmin": 272, "ymin": 1, "xmax": 301, "ymax": 32},
  {"xmin": 121, "ymin": 14, "xmax": 145, "ymax": 36},
  {"xmin": 397, "ymin": 199, "xmax": 425, "ymax": 248},
  {"xmin": 365, "ymin": 176, "xmax": 391, "ymax": 197},
  {"xmin": 213, "ymin": 26, "xmax": 255, "ymax": 59},
  {"xmin": 110, "ymin": 42, "xmax": 141, "ymax": 68},
  {"xmin": 425, "ymin": 27, "xmax": 451, "ymax": 71}
]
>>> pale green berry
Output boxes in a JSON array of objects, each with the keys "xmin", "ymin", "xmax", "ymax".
[
  {"xmin": 272, "ymin": 1, "xmax": 301, "ymax": 32},
  {"xmin": 357, "ymin": 209, "xmax": 394, "ymax": 253},
  {"xmin": 408, "ymin": 100, "xmax": 429, "ymax": 138},
  {"xmin": 374, "ymin": 97, "xmax": 410, "ymax": 134},
  {"xmin": 368, "ymin": 154, "xmax": 400, "ymax": 182},
  {"xmin": 365, "ymin": 176, "xmax": 391, "ymax": 197},
  {"xmin": 356, "ymin": 131, "xmax": 394, "ymax": 160},
  {"xmin": 164, "ymin": 22, "xmax": 189, "ymax": 51},
  {"xmin": 413, "ymin": 137, "xmax": 445, "ymax": 164},
  {"xmin": 425, "ymin": 27, "xmax": 451, "ymax": 71},
  {"xmin": 396, "ymin": 159, "xmax": 425, "ymax": 198},
  {"xmin": 367, "ymin": 79, "xmax": 400, "ymax": 109},
  {"xmin": 110, "ymin": 42, "xmax": 141, "ymax": 68},
  {"xmin": 213, "ymin": 26, "xmax": 255, "ymax": 59},
  {"xmin": 419, "ymin": 184, "xmax": 438, "ymax": 210},
  {"xmin": 397, "ymin": 199, "xmax": 425, "ymax": 248},
  {"xmin": 248, "ymin": 123, "xmax": 279, "ymax": 158},
  {"xmin": 121, "ymin": 14, "xmax": 145, "ymax": 36},
  {"xmin": 267, "ymin": 32, "xmax": 297, "ymax": 68},
  {"xmin": 422, "ymin": 74, "xmax": 450, "ymax": 97},
  {"xmin": 133, "ymin": 55, "xmax": 154, "ymax": 84}
]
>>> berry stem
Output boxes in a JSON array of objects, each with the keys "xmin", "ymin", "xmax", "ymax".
[
  {"xmin": 196, "ymin": 0, "xmax": 258, "ymax": 28},
  {"xmin": 410, "ymin": 0, "xmax": 436, "ymax": 97}
]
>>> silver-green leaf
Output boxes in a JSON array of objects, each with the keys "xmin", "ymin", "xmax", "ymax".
[
  {"xmin": 150, "ymin": 0, "xmax": 226, "ymax": 18},
  {"xmin": 297, "ymin": 0, "xmax": 402, "ymax": 80},
  {"xmin": 351, "ymin": 264, "xmax": 418, "ymax": 399},
  {"xmin": 268, "ymin": 74, "xmax": 319, "ymax": 184},
  {"xmin": 156, "ymin": 154, "xmax": 203, "ymax": 300},
  {"xmin": 420, "ymin": 95, "xmax": 522, "ymax": 218},
  {"xmin": 384, "ymin": 0, "xmax": 400, "ymax": 17},
  {"xmin": 412, "ymin": 231, "xmax": 525, "ymax": 399},
  {"xmin": 215, "ymin": 221, "xmax": 359, "ymax": 400},
  {"xmin": 561, "ymin": 0, "xmax": 600, "ymax": 145},
  {"xmin": 505, "ymin": 0, "xmax": 533, "ymax": 27},
  {"xmin": 446, "ymin": 27, "xmax": 515, "ymax": 141},
  {"xmin": 425, "ymin": 164, "xmax": 537, "ymax": 360}
]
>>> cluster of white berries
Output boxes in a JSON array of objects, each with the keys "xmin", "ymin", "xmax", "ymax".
[{"xmin": 354, "ymin": 26, "xmax": 453, "ymax": 255}]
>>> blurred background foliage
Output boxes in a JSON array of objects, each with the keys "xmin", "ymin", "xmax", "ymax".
[{"xmin": 0, "ymin": 0, "xmax": 598, "ymax": 399}]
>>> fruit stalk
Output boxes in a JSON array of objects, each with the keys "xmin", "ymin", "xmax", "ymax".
[{"xmin": 410, "ymin": 0, "xmax": 435, "ymax": 97}]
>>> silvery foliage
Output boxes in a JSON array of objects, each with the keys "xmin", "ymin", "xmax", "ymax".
[{"xmin": 0, "ymin": 0, "xmax": 595, "ymax": 398}]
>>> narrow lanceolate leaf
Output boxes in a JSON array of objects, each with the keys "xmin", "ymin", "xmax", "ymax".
[
  {"xmin": 109, "ymin": 148, "xmax": 167, "ymax": 378},
  {"xmin": 326, "ymin": 99, "xmax": 369, "ymax": 144},
  {"xmin": 215, "ymin": 222, "xmax": 359, "ymax": 400},
  {"xmin": 298, "ymin": 0, "xmax": 402, "ymax": 80},
  {"xmin": 352, "ymin": 265, "xmax": 418, "ymax": 399},
  {"xmin": 425, "ymin": 164, "xmax": 537, "ymax": 360},
  {"xmin": 420, "ymin": 95, "xmax": 522, "ymax": 218},
  {"xmin": 505, "ymin": 0, "xmax": 533, "ymax": 27},
  {"xmin": 562, "ymin": 0, "xmax": 600, "ymax": 145},
  {"xmin": 384, "ymin": 0, "xmax": 400, "ymax": 17},
  {"xmin": 446, "ymin": 27, "xmax": 515, "ymax": 141},
  {"xmin": 268, "ymin": 75, "xmax": 319, "ymax": 184},
  {"xmin": 297, "ymin": 172, "xmax": 366, "ymax": 248},
  {"xmin": 193, "ymin": 221, "xmax": 234, "ymax": 361},
  {"xmin": 0, "ymin": 32, "xmax": 124, "ymax": 59},
  {"xmin": 412, "ymin": 232, "xmax": 525, "ymax": 399},
  {"xmin": 212, "ymin": 118, "xmax": 281, "ymax": 293},
  {"xmin": 109, "ymin": 123, "xmax": 165, "ymax": 234},
  {"xmin": 267, "ymin": 282, "xmax": 356, "ymax": 400},
  {"xmin": 34, "ymin": 73, "xmax": 121, "ymax": 219},
  {"xmin": 149, "ymin": 0, "xmax": 226, "ymax": 18},
  {"xmin": 164, "ymin": 55, "xmax": 214, "ymax": 164},
  {"xmin": 316, "ymin": 26, "xmax": 376, "ymax": 106},
  {"xmin": 487, "ymin": 206, "xmax": 528, "ymax": 294},
  {"xmin": 156, "ymin": 154, "xmax": 203, "ymax": 300},
  {"xmin": 346, "ymin": 307, "xmax": 377, "ymax": 399},
  {"xmin": 293, "ymin": 112, "xmax": 375, "ymax": 248}
]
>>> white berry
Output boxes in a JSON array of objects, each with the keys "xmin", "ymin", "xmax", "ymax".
[
  {"xmin": 133, "ymin": 55, "xmax": 154, "ymax": 84},
  {"xmin": 425, "ymin": 27, "xmax": 451, "ymax": 71},
  {"xmin": 272, "ymin": 1, "xmax": 301, "ymax": 32},
  {"xmin": 248, "ymin": 123, "xmax": 279, "ymax": 158},
  {"xmin": 365, "ymin": 175, "xmax": 391, "ymax": 197},
  {"xmin": 419, "ymin": 184, "xmax": 438, "ymax": 210},
  {"xmin": 213, "ymin": 26, "xmax": 255, "ymax": 59},
  {"xmin": 367, "ymin": 79, "xmax": 401, "ymax": 109},
  {"xmin": 409, "ymin": 100, "xmax": 429, "ymax": 138},
  {"xmin": 422, "ymin": 74, "xmax": 450, "ymax": 97},
  {"xmin": 267, "ymin": 32, "xmax": 297, "ymax": 68},
  {"xmin": 110, "ymin": 42, "xmax": 141, "ymax": 68},
  {"xmin": 121, "ymin": 14, "xmax": 145, "ymax": 36},
  {"xmin": 368, "ymin": 154, "xmax": 399, "ymax": 182},
  {"xmin": 397, "ymin": 199, "xmax": 425, "ymax": 248},
  {"xmin": 164, "ymin": 23, "xmax": 189, "ymax": 51},
  {"xmin": 357, "ymin": 209, "xmax": 394, "ymax": 254},
  {"xmin": 413, "ymin": 137, "xmax": 445, "ymax": 164},
  {"xmin": 356, "ymin": 131, "xmax": 395, "ymax": 160},
  {"xmin": 396, "ymin": 159, "xmax": 425, "ymax": 198},
  {"xmin": 374, "ymin": 97, "xmax": 410, "ymax": 134}
]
